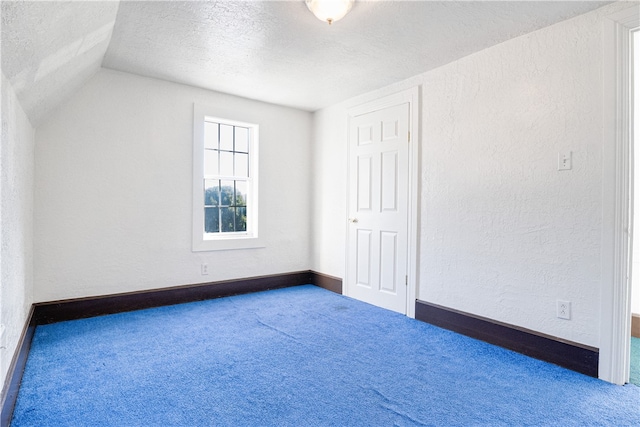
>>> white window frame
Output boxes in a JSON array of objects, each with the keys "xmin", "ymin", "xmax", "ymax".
[{"xmin": 192, "ymin": 104, "xmax": 263, "ymax": 251}]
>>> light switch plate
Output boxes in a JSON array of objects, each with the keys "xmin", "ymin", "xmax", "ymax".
[{"xmin": 558, "ymin": 151, "xmax": 572, "ymax": 171}]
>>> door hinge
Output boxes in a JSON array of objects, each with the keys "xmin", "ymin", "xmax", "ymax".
[
  {"xmin": 405, "ymin": 275, "xmax": 408, "ymax": 286},
  {"xmin": 408, "ymin": 131, "xmax": 410, "ymax": 142}
]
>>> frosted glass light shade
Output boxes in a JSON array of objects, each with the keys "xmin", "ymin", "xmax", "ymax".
[{"xmin": 305, "ymin": 0, "xmax": 354, "ymax": 25}]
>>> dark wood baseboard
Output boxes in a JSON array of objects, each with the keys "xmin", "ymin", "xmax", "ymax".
[
  {"xmin": 1, "ymin": 306, "xmax": 36, "ymax": 427},
  {"xmin": 34, "ymin": 271, "xmax": 316, "ymax": 325},
  {"xmin": 34, "ymin": 270, "xmax": 342, "ymax": 325},
  {"xmin": 309, "ymin": 271, "xmax": 342, "ymax": 294},
  {"xmin": 632, "ymin": 314, "xmax": 640, "ymax": 339},
  {"xmin": 415, "ymin": 300, "xmax": 599, "ymax": 378}
]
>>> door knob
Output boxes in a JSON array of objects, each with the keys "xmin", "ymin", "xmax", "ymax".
[{"xmin": 349, "ymin": 218, "xmax": 359, "ymax": 223}]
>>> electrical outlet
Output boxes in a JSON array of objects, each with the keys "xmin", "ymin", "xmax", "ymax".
[
  {"xmin": 201, "ymin": 263, "xmax": 209, "ymax": 275},
  {"xmin": 557, "ymin": 300, "xmax": 571, "ymax": 320}
]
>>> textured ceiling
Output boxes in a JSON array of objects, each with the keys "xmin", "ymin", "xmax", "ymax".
[
  {"xmin": 2, "ymin": 1, "xmax": 612, "ymax": 126},
  {"xmin": 1, "ymin": 1, "xmax": 119, "ymax": 126}
]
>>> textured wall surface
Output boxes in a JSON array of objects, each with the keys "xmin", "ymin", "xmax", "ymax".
[
  {"xmin": 310, "ymin": 107, "xmax": 348, "ymax": 276},
  {"xmin": 312, "ymin": 2, "xmax": 632, "ymax": 348},
  {"xmin": 0, "ymin": 73, "xmax": 35, "ymax": 388},
  {"xmin": 419, "ymin": 6, "xmax": 607, "ymax": 347},
  {"xmin": 34, "ymin": 69, "xmax": 312, "ymax": 302}
]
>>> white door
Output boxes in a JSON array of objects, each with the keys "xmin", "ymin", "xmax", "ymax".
[{"xmin": 347, "ymin": 102, "xmax": 410, "ymax": 314}]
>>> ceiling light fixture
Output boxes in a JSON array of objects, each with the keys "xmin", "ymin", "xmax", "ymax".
[{"xmin": 305, "ymin": 0, "xmax": 354, "ymax": 25}]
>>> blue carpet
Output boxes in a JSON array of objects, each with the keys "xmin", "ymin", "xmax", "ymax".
[
  {"xmin": 11, "ymin": 285, "xmax": 640, "ymax": 426},
  {"xmin": 631, "ymin": 337, "xmax": 640, "ymax": 386}
]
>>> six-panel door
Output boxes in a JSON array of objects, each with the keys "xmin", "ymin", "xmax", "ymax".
[{"xmin": 347, "ymin": 102, "xmax": 409, "ymax": 314}]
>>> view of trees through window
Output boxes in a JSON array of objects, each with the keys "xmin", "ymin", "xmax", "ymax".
[{"xmin": 204, "ymin": 182, "xmax": 247, "ymax": 233}]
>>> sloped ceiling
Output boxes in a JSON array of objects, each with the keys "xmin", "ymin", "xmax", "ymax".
[
  {"xmin": 2, "ymin": 1, "xmax": 611, "ymax": 127},
  {"xmin": 1, "ymin": 1, "xmax": 119, "ymax": 126}
]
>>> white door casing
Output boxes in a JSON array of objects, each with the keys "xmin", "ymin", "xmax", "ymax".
[
  {"xmin": 345, "ymin": 88, "xmax": 419, "ymax": 316},
  {"xmin": 600, "ymin": 5, "xmax": 639, "ymax": 385}
]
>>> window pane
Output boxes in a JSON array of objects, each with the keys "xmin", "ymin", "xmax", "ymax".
[
  {"xmin": 220, "ymin": 180, "xmax": 234, "ymax": 206},
  {"xmin": 204, "ymin": 207, "xmax": 219, "ymax": 233},
  {"xmin": 234, "ymin": 152, "xmax": 249, "ymax": 177},
  {"xmin": 220, "ymin": 124, "xmax": 234, "ymax": 151},
  {"xmin": 220, "ymin": 207, "xmax": 234, "ymax": 232},
  {"xmin": 204, "ymin": 149, "xmax": 219, "ymax": 176},
  {"xmin": 235, "ymin": 207, "xmax": 247, "ymax": 232},
  {"xmin": 204, "ymin": 180, "xmax": 219, "ymax": 206},
  {"xmin": 204, "ymin": 122, "xmax": 218, "ymax": 149},
  {"xmin": 235, "ymin": 181, "xmax": 247, "ymax": 206},
  {"xmin": 220, "ymin": 151, "xmax": 233, "ymax": 176},
  {"xmin": 235, "ymin": 127, "xmax": 249, "ymax": 153}
]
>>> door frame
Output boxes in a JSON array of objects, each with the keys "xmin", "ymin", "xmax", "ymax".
[
  {"xmin": 345, "ymin": 87, "xmax": 420, "ymax": 318},
  {"xmin": 600, "ymin": 6, "xmax": 638, "ymax": 385}
]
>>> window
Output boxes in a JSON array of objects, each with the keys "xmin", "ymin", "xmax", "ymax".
[
  {"xmin": 204, "ymin": 121, "xmax": 250, "ymax": 234},
  {"xmin": 193, "ymin": 105, "xmax": 262, "ymax": 251}
]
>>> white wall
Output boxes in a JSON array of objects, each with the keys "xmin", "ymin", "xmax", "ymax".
[
  {"xmin": 0, "ymin": 73, "xmax": 35, "ymax": 389},
  {"xmin": 310, "ymin": 106, "xmax": 348, "ymax": 276},
  {"xmin": 34, "ymin": 69, "xmax": 312, "ymax": 302},
  {"xmin": 312, "ymin": 2, "xmax": 632, "ymax": 348}
]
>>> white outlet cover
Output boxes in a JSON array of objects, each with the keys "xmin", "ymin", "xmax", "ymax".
[{"xmin": 557, "ymin": 300, "xmax": 571, "ymax": 320}]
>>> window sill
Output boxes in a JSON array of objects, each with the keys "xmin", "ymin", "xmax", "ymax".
[{"xmin": 192, "ymin": 235, "xmax": 265, "ymax": 252}]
